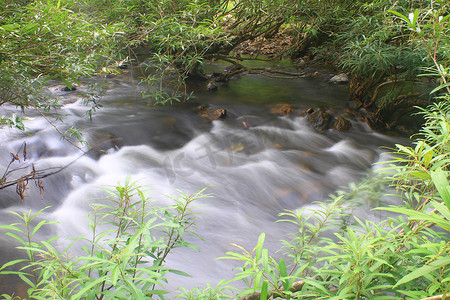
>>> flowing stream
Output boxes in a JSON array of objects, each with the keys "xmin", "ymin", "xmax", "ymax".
[{"xmin": 0, "ymin": 63, "xmax": 407, "ymax": 296}]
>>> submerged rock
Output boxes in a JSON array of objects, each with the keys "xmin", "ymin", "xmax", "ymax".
[
  {"xmin": 206, "ymin": 80, "xmax": 219, "ymax": 91},
  {"xmin": 61, "ymin": 85, "xmax": 77, "ymax": 92},
  {"xmin": 198, "ymin": 106, "xmax": 227, "ymax": 121},
  {"xmin": 88, "ymin": 132, "xmax": 122, "ymax": 159},
  {"xmin": 270, "ymin": 103, "xmax": 293, "ymax": 116},
  {"xmin": 237, "ymin": 115, "xmax": 266, "ymax": 128}
]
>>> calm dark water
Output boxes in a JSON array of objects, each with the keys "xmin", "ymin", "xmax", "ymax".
[{"xmin": 0, "ymin": 64, "xmax": 405, "ymax": 296}]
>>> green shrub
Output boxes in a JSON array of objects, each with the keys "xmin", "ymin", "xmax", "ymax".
[{"xmin": 0, "ymin": 177, "xmax": 209, "ymax": 299}]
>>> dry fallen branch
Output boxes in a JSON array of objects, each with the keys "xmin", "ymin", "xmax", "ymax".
[
  {"xmin": 421, "ymin": 295, "xmax": 450, "ymax": 300},
  {"xmin": 1, "ymin": 139, "xmax": 122, "ymax": 201}
]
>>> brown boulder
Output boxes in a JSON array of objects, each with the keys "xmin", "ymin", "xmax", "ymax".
[
  {"xmin": 198, "ymin": 106, "xmax": 227, "ymax": 121},
  {"xmin": 333, "ymin": 116, "xmax": 352, "ymax": 131},
  {"xmin": 306, "ymin": 109, "xmax": 332, "ymax": 131},
  {"xmin": 270, "ymin": 103, "xmax": 293, "ymax": 116}
]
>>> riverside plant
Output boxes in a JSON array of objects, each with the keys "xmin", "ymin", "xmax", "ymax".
[{"xmin": 0, "ymin": 177, "xmax": 208, "ymax": 299}]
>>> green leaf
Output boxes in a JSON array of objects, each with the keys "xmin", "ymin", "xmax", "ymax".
[
  {"xmin": 0, "ymin": 225, "xmax": 25, "ymax": 234},
  {"xmin": 260, "ymin": 281, "xmax": 268, "ymax": 300},
  {"xmin": 431, "ymin": 169, "xmax": 450, "ymax": 209},
  {"xmin": 71, "ymin": 277, "xmax": 105, "ymax": 299},
  {"xmin": 0, "ymin": 259, "xmax": 28, "ymax": 271},
  {"xmin": 395, "ymin": 256, "xmax": 450, "ymax": 287},
  {"xmin": 395, "ymin": 144, "xmax": 414, "ymax": 156},
  {"xmin": 31, "ymin": 220, "xmax": 49, "ymax": 237},
  {"xmin": 411, "ymin": 171, "xmax": 431, "ymax": 180},
  {"xmin": 279, "ymin": 258, "xmax": 289, "ymax": 291},
  {"xmin": 0, "ymin": 24, "xmax": 21, "ymax": 32},
  {"xmin": 4, "ymin": 232, "xmax": 26, "ymax": 245},
  {"xmin": 430, "ymin": 82, "xmax": 450, "ymax": 94},
  {"xmin": 261, "ymin": 249, "xmax": 269, "ymax": 272},
  {"xmin": 149, "ymin": 289, "xmax": 169, "ymax": 297},
  {"xmin": 168, "ymin": 269, "xmax": 191, "ymax": 277},
  {"xmin": 432, "ymin": 201, "xmax": 450, "ymax": 221},
  {"xmin": 389, "ymin": 10, "xmax": 410, "ymax": 23},
  {"xmin": 111, "ymin": 265, "xmax": 120, "ymax": 285},
  {"xmin": 123, "ymin": 276, "xmax": 146, "ymax": 299},
  {"xmin": 256, "ymin": 233, "xmax": 265, "ymax": 261},
  {"xmin": 18, "ymin": 273, "xmax": 35, "ymax": 288}
]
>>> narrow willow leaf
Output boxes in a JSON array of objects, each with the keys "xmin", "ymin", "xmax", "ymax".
[
  {"xmin": 0, "ymin": 225, "xmax": 25, "ymax": 233},
  {"xmin": 0, "ymin": 24, "xmax": 21, "ymax": 32},
  {"xmin": 260, "ymin": 281, "xmax": 268, "ymax": 300},
  {"xmin": 395, "ymin": 257, "xmax": 450, "ymax": 286},
  {"xmin": 31, "ymin": 220, "xmax": 48, "ymax": 237},
  {"xmin": 111, "ymin": 265, "xmax": 120, "ymax": 285},
  {"xmin": 254, "ymin": 271, "xmax": 262, "ymax": 293},
  {"xmin": 262, "ymin": 249, "xmax": 269, "ymax": 272},
  {"xmin": 377, "ymin": 206, "xmax": 450, "ymax": 231},
  {"xmin": 72, "ymin": 277, "xmax": 105, "ymax": 299},
  {"xmin": 4, "ymin": 232, "xmax": 26, "ymax": 245},
  {"xmin": 279, "ymin": 258, "xmax": 289, "ymax": 291},
  {"xmin": 430, "ymin": 169, "xmax": 450, "ymax": 209},
  {"xmin": 168, "ymin": 269, "xmax": 191, "ymax": 277},
  {"xmin": 432, "ymin": 201, "xmax": 450, "ymax": 221},
  {"xmin": 410, "ymin": 171, "xmax": 431, "ymax": 180},
  {"xmin": 123, "ymin": 276, "xmax": 146, "ymax": 299},
  {"xmin": 430, "ymin": 82, "xmax": 450, "ymax": 94},
  {"xmin": 149, "ymin": 289, "xmax": 169, "ymax": 296},
  {"xmin": 0, "ymin": 259, "xmax": 28, "ymax": 271},
  {"xmin": 18, "ymin": 273, "xmax": 35, "ymax": 288},
  {"xmin": 256, "ymin": 233, "xmax": 265, "ymax": 261},
  {"xmin": 395, "ymin": 144, "xmax": 414, "ymax": 156}
]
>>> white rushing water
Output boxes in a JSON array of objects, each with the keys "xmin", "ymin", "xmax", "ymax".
[{"xmin": 0, "ymin": 73, "xmax": 406, "ymax": 295}]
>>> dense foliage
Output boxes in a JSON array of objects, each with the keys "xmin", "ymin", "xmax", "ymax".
[
  {"xmin": 0, "ymin": 180, "xmax": 209, "ymax": 299},
  {"xmin": 1, "ymin": 0, "xmax": 449, "ymax": 129}
]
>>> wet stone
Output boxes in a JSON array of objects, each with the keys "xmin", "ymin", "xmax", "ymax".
[
  {"xmin": 306, "ymin": 109, "xmax": 332, "ymax": 131},
  {"xmin": 270, "ymin": 103, "xmax": 293, "ymax": 116},
  {"xmin": 329, "ymin": 73, "xmax": 349, "ymax": 84},
  {"xmin": 198, "ymin": 106, "xmax": 227, "ymax": 121},
  {"xmin": 333, "ymin": 116, "xmax": 352, "ymax": 131}
]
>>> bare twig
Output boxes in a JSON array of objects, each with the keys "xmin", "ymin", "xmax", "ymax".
[{"xmin": 28, "ymin": 102, "xmax": 85, "ymax": 153}]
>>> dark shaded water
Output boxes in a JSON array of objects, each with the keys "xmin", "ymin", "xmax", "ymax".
[{"xmin": 0, "ymin": 64, "xmax": 406, "ymax": 296}]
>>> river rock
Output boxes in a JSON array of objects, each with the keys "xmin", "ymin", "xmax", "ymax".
[
  {"xmin": 198, "ymin": 106, "xmax": 227, "ymax": 121},
  {"xmin": 333, "ymin": 116, "xmax": 352, "ymax": 131},
  {"xmin": 270, "ymin": 103, "xmax": 293, "ymax": 116},
  {"xmin": 306, "ymin": 109, "xmax": 332, "ymax": 131},
  {"xmin": 88, "ymin": 132, "xmax": 122, "ymax": 159},
  {"xmin": 206, "ymin": 80, "xmax": 219, "ymax": 91},
  {"xmin": 329, "ymin": 73, "xmax": 349, "ymax": 84},
  {"xmin": 61, "ymin": 85, "xmax": 77, "ymax": 92}
]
